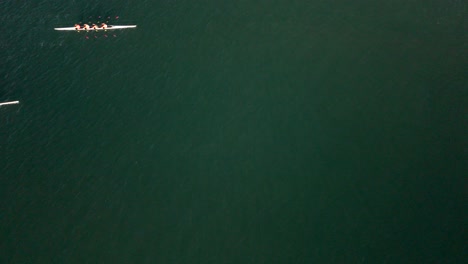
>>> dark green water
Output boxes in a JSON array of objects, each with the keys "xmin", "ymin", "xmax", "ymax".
[{"xmin": 1, "ymin": 1, "xmax": 466, "ymax": 263}]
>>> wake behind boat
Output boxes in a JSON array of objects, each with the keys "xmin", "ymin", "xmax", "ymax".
[{"xmin": 54, "ymin": 25, "xmax": 137, "ymax": 31}]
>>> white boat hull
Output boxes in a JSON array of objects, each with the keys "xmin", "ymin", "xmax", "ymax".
[
  {"xmin": 54, "ymin": 25, "xmax": 137, "ymax": 31},
  {"xmin": 0, "ymin": 101, "xmax": 19, "ymax": 107}
]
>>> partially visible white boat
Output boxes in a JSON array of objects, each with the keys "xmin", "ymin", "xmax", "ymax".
[
  {"xmin": 0, "ymin": 101, "xmax": 19, "ymax": 107},
  {"xmin": 54, "ymin": 25, "xmax": 137, "ymax": 31}
]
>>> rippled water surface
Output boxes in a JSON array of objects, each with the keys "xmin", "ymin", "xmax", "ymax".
[{"xmin": 1, "ymin": 1, "xmax": 466, "ymax": 263}]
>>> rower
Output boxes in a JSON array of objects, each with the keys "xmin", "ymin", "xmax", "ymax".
[
  {"xmin": 92, "ymin": 24, "xmax": 98, "ymax": 30},
  {"xmin": 74, "ymin": 24, "xmax": 81, "ymax": 30},
  {"xmin": 83, "ymin": 24, "xmax": 90, "ymax": 30},
  {"xmin": 100, "ymin": 23, "xmax": 108, "ymax": 30}
]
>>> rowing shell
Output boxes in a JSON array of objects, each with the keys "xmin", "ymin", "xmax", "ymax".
[
  {"xmin": 54, "ymin": 25, "xmax": 137, "ymax": 31},
  {"xmin": 0, "ymin": 101, "xmax": 19, "ymax": 107}
]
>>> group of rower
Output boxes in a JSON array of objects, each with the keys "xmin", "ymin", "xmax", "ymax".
[{"xmin": 74, "ymin": 23, "xmax": 108, "ymax": 30}]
